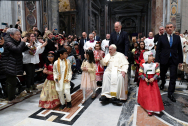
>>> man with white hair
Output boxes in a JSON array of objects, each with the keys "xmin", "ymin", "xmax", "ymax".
[
  {"xmin": 99, "ymin": 44, "xmax": 129, "ymax": 104},
  {"xmin": 83, "ymin": 33, "xmax": 97, "ymax": 51},
  {"xmin": 144, "ymin": 32, "xmax": 154, "ymax": 51},
  {"xmin": 101, "ymin": 34, "xmax": 110, "ymax": 55},
  {"xmin": 109, "ymin": 21, "xmax": 129, "ymax": 57}
]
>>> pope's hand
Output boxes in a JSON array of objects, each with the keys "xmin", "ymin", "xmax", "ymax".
[
  {"xmin": 89, "ymin": 47, "xmax": 93, "ymax": 50},
  {"xmin": 121, "ymin": 71, "xmax": 126, "ymax": 78}
]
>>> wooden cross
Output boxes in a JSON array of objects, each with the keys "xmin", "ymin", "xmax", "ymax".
[{"xmin": 63, "ymin": 2, "xmax": 69, "ymax": 9}]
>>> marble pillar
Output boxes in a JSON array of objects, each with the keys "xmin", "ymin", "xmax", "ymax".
[
  {"xmin": 151, "ymin": 0, "xmax": 156, "ymax": 33},
  {"xmin": 155, "ymin": 0, "xmax": 163, "ymax": 34},
  {"xmin": 51, "ymin": 0, "xmax": 59, "ymax": 33},
  {"xmin": 167, "ymin": 0, "xmax": 171, "ymax": 22},
  {"xmin": 163, "ymin": 0, "xmax": 166, "ymax": 27},
  {"xmin": 21, "ymin": 1, "xmax": 26, "ymax": 31},
  {"xmin": 180, "ymin": 0, "xmax": 188, "ymax": 33},
  {"xmin": 36, "ymin": 1, "xmax": 42, "ymax": 32}
]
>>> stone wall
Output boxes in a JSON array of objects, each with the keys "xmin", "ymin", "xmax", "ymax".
[{"xmin": 181, "ymin": 0, "xmax": 188, "ymax": 33}]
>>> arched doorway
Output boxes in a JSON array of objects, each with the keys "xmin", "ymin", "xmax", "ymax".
[{"xmin": 121, "ymin": 18, "xmax": 136, "ymax": 34}]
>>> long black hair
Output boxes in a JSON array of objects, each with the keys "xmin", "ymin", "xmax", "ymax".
[
  {"xmin": 46, "ymin": 51, "xmax": 56, "ymax": 67},
  {"xmin": 86, "ymin": 50, "xmax": 95, "ymax": 64},
  {"xmin": 139, "ymin": 41, "xmax": 145, "ymax": 50}
]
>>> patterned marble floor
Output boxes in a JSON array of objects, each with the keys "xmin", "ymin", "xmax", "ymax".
[{"xmin": 0, "ymin": 73, "xmax": 188, "ymax": 126}]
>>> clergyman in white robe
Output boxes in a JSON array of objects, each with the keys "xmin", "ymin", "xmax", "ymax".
[{"xmin": 101, "ymin": 39, "xmax": 110, "ymax": 55}]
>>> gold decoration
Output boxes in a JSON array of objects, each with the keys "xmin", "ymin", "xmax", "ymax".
[
  {"xmin": 63, "ymin": 2, "xmax": 69, "ymax": 9},
  {"xmin": 125, "ymin": 90, "xmax": 128, "ymax": 95},
  {"xmin": 110, "ymin": 92, "xmax": 117, "ymax": 97},
  {"xmin": 172, "ymin": 6, "xmax": 176, "ymax": 15},
  {"xmin": 57, "ymin": 58, "xmax": 68, "ymax": 81}
]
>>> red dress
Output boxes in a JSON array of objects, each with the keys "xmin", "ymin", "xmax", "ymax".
[
  {"xmin": 137, "ymin": 63, "xmax": 164, "ymax": 113},
  {"xmin": 94, "ymin": 50, "xmax": 105, "ymax": 81},
  {"xmin": 39, "ymin": 64, "xmax": 60, "ymax": 109},
  {"xmin": 134, "ymin": 49, "xmax": 145, "ymax": 83}
]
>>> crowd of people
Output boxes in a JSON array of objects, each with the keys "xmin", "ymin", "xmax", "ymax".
[{"xmin": 0, "ymin": 20, "xmax": 187, "ymax": 116}]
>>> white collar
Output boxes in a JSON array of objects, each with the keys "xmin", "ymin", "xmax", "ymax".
[
  {"xmin": 118, "ymin": 30, "xmax": 121, "ymax": 34},
  {"xmin": 167, "ymin": 33, "xmax": 173, "ymax": 37}
]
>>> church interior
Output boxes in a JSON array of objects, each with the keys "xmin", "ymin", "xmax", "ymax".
[{"xmin": 0, "ymin": 0, "xmax": 188, "ymax": 126}]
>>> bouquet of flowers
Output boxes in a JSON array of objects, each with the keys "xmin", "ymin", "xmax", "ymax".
[{"xmin": 29, "ymin": 45, "xmax": 36, "ymax": 55}]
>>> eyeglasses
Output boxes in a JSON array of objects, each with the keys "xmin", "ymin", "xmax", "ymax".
[
  {"xmin": 166, "ymin": 26, "xmax": 173, "ymax": 29},
  {"xmin": 47, "ymin": 56, "xmax": 54, "ymax": 58}
]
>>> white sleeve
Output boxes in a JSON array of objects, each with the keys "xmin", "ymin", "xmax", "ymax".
[
  {"xmin": 67, "ymin": 61, "xmax": 72, "ymax": 81},
  {"xmin": 53, "ymin": 61, "xmax": 58, "ymax": 80},
  {"xmin": 35, "ymin": 43, "xmax": 45, "ymax": 55},
  {"xmin": 84, "ymin": 42, "xmax": 88, "ymax": 51},
  {"xmin": 101, "ymin": 40, "xmax": 105, "ymax": 51}
]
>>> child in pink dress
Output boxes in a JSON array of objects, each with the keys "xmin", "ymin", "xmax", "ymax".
[
  {"xmin": 81, "ymin": 50, "xmax": 97, "ymax": 104},
  {"xmin": 94, "ymin": 43, "xmax": 105, "ymax": 84}
]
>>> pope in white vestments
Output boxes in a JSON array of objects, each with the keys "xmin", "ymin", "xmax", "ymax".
[{"xmin": 99, "ymin": 44, "xmax": 129, "ymax": 102}]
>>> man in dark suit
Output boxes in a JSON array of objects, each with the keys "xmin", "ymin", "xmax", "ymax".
[
  {"xmin": 79, "ymin": 32, "xmax": 89, "ymax": 61},
  {"xmin": 92, "ymin": 30, "xmax": 100, "ymax": 42},
  {"xmin": 154, "ymin": 26, "xmax": 165, "ymax": 43},
  {"xmin": 109, "ymin": 21, "xmax": 129, "ymax": 57},
  {"xmin": 155, "ymin": 22, "xmax": 183, "ymax": 102}
]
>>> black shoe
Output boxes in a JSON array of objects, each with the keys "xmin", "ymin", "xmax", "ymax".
[
  {"xmin": 59, "ymin": 104, "xmax": 66, "ymax": 110},
  {"xmin": 168, "ymin": 94, "xmax": 176, "ymax": 102},
  {"xmin": 78, "ymin": 71, "xmax": 82, "ymax": 74},
  {"xmin": 99, "ymin": 96, "xmax": 108, "ymax": 101},
  {"xmin": 160, "ymin": 84, "xmax": 164, "ymax": 90},
  {"xmin": 110, "ymin": 97, "xmax": 117, "ymax": 102},
  {"xmin": 67, "ymin": 102, "xmax": 72, "ymax": 108}
]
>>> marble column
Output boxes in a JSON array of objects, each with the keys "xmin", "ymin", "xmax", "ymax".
[
  {"xmin": 180, "ymin": 0, "xmax": 188, "ymax": 33},
  {"xmin": 21, "ymin": 1, "xmax": 26, "ymax": 31},
  {"xmin": 155, "ymin": 0, "xmax": 163, "ymax": 34},
  {"xmin": 167, "ymin": 0, "xmax": 171, "ymax": 22},
  {"xmin": 36, "ymin": 1, "xmax": 42, "ymax": 31},
  {"xmin": 105, "ymin": 4, "xmax": 108, "ymax": 34},
  {"xmin": 163, "ymin": 0, "xmax": 166, "ymax": 27},
  {"xmin": 51, "ymin": 0, "xmax": 59, "ymax": 33},
  {"xmin": 151, "ymin": 0, "xmax": 156, "ymax": 33}
]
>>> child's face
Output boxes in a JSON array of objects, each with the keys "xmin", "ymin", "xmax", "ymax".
[
  {"xmin": 140, "ymin": 42, "xmax": 144, "ymax": 49},
  {"xmin": 148, "ymin": 55, "xmax": 153, "ymax": 63},
  {"xmin": 95, "ymin": 44, "xmax": 100, "ymax": 50},
  {"xmin": 47, "ymin": 54, "xmax": 54, "ymax": 63},
  {"xmin": 74, "ymin": 45, "xmax": 78, "ymax": 50},
  {"xmin": 65, "ymin": 46, "xmax": 71, "ymax": 54},
  {"xmin": 60, "ymin": 52, "xmax": 68, "ymax": 59},
  {"xmin": 0, "ymin": 38, "xmax": 4, "ymax": 45},
  {"xmin": 61, "ymin": 40, "xmax": 64, "ymax": 45},
  {"xmin": 134, "ymin": 43, "xmax": 138, "ymax": 48}
]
